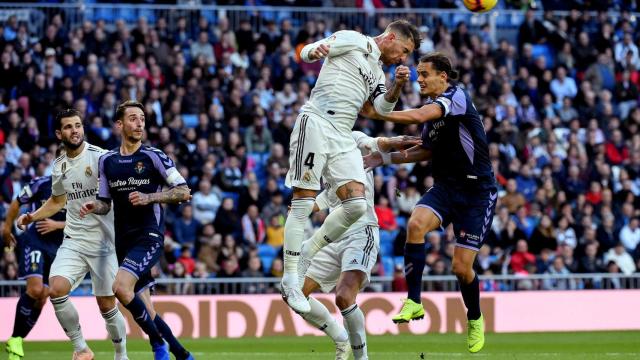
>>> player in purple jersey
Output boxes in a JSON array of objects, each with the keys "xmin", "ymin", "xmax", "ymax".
[
  {"xmin": 3, "ymin": 176, "xmax": 65, "ymax": 360},
  {"xmin": 80, "ymin": 100, "xmax": 194, "ymax": 360},
  {"xmin": 361, "ymin": 52, "xmax": 496, "ymax": 353}
]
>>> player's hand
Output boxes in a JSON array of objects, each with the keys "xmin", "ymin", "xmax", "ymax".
[
  {"xmin": 359, "ymin": 101, "xmax": 378, "ymax": 119},
  {"xmin": 394, "ymin": 65, "xmax": 410, "ymax": 86},
  {"xmin": 129, "ymin": 191, "xmax": 151, "ymax": 206},
  {"xmin": 79, "ymin": 201, "xmax": 95, "ymax": 218},
  {"xmin": 363, "ymin": 152, "xmax": 384, "ymax": 172},
  {"xmin": 2, "ymin": 227, "xmax": 16, "ymax": 248},
  {"xmin": 378, "ymin": 135, "xmax": 422, "ymax": 152},
  {"xmin": 309, "ymin": 44, "xmax": 330, "ymax": 61},
  {"xmin": 16, "ymin": 213, "xmax": 33, "ymax": 230},
  {"xmin": 35, "ymin": 218, "xmax": 61, "ymax": 235}
]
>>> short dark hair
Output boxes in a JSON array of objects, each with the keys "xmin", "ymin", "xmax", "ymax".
[
  {"xmin": 387, "ymin": 20, "xmax": 421, "ymax": 51},
  {"xmin": 115, "ymin": 100, "xmax": 145, "ymax": 122},
  {"xmin": 419, "ymin": 52, "xmax": 459, "ymax": 81},
  {"xmin": 54, "ymin": 108, "xmax": 82, "ymax": 130}
]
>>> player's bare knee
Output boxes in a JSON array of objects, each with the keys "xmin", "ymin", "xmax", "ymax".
[
  {"xmin": 451, "ymin": 261, "xmax": 472, "ymax": 281},
  {"xmin": 407, "ymin": 217, "xmax": 427, "ymax": 238},
  {"xmin": 112, "ymin": 281, "xmax": 134, "ymax": 303},
  {"xmin": 335, "ymin": 291, "xmax": 356, "ymax": 310},
  {"xmin": 26, "ymin": 283, "xmax": 47, "ymax": 300},
  {"xmin": 96, "ymin": 296, "xmax": 116, "ymax": 313},
  {"xmin": 48, "ymin": 277, "xmax": 70, "ymax": 299}
]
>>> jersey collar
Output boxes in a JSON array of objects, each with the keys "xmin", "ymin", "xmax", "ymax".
[{"xmin": 67, "ymin": 141, "xmax": 88, "ymax": 162}]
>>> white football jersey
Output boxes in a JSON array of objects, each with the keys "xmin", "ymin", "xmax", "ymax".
[
  {"xmin": 52, "ymin": 142, "xmax": 115, "ymax": 256},
  {"xmin": 315, "ymin": 132, "xmax": 379, "ymax": 239},
  {"xmin": 300, "ymin": 30, "xmax": 389, "ymax": 143}
]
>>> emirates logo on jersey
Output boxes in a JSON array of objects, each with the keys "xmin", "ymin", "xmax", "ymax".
[{"xmin": 134, "ymin": 161, "xmax": 145, "ymax": 174}]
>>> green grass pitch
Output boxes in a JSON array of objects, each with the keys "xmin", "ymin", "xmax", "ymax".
[{"xmin": 10, "ymin": 331, "xmax": 640, "ymax": 359}]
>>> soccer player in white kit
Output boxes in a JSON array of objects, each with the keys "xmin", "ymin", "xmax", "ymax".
[
  {"xmin": 295, "ymin": 132, "xmax": 419, "ymax": 360},
  {"xmin": 18, "ymin": 109, "xmax": 128, "ymax": 360},
  {"xmin": 282, "ymin": 20, "xmax": 420, "ymax": 313}
]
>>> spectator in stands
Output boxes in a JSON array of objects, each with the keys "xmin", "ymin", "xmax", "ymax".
[
  {"xmin": 604, "ymin": 243, "xmax": 636, "ymax": 275},
  {"xmin": 191, "ymin": 31, "xmax": 215, "ymax": 65},
  {"xmin": 375, "ymin": 196, "xmax": 397, "ymax": 231},
  {"xmin": 197, "ymin": 232, "xmax": 222, "ymax": 274},
  {"xmin": 242, "ymin": 204, "xmax": 266, "ymax": 245},
  {"xmin": 192, "ymin": 179, "xmax": 222, "ymax": 225},
  {"xmin": 543, "ymin": 256, "xmax": 577, "ymax": 290},
  {"xmin": 619, "ymin": 217, "xmax": 640, "ymax": 253},
  {"xmin": 555, "ymin": 216, "xmax": 577, "ymax": 249},
  {"xmin": 260, "ymin": 190, "xmax": 287, "ymax": 225},
  {"xmin": 177, "ymin": 245, "xmax": 196, "ymax": 276},
  {"xmin": 500, "ymin": 179, "xmax": 526, "ymax": 213},
  {"xmin": 529, "ymin": 214, "xmax": 557, "ymax": 254},
  {"xmin": 266, "ymin": 214, "xmax": 284, "ymax": 248},
  {"xmin": 245, "ymin": 114, "xmax": 273, "ymax": 154},
  {"xmin": 550, "ymin": 66, "xmax": 577, "ymax": 106},
  {"xmin": 214, "ymin": 197, "xmax": 242, "ymax": 238},
  {"xmin": 579, "ymin": 241, "xmax": 605, "ymax": 273},
  {"xmin": 173, "ymin": 204, "xmax": 201, "ymax": 248},
  {"xmin": 510, "ymin": 239, "xmax": 536, "ymax": 274}
]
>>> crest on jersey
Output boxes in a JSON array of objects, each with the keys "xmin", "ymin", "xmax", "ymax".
[
  {"xmin": 135, "ymin": 161, "xmax": 145, "ymax": 174},
  {"xmin": 85, "ymin": 166, "xmax": 92, "ymax": 177},
  {"xmin": 367, "ymin": 41, "xmax": 372, "ymax": 53},
  {"xmin": 61, "ymin": 162, "xmax": 66, "ymax": 173},
  {"xmin": 302, "ymin": 170, "xmax": 311, "ymax": 182}
]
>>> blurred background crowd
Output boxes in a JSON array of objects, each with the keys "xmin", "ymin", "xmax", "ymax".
[{"xmin": 2, "ymin": 1, "xmax": 640, "ymax": 295}]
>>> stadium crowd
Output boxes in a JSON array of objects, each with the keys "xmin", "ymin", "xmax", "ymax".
[{"xmin": 1, "ymin": 5, "xmax": 640, "ymax": 295}]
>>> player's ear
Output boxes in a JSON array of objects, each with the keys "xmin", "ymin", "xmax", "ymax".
[{"xmin": 54, "ymin": 129, "xmax": 62, "ymax": 140}]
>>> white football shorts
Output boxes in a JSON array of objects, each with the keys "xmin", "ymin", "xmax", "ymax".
[{"xmin": 50, "ymin": 246, "xmax": 118, "ymax": 296}]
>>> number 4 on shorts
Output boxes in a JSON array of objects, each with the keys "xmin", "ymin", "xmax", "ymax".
[{"xmin": 304, "ymin": 152, "xmax": 315, "ymax": 169}]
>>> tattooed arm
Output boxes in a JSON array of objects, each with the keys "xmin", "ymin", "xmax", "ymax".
[
  {"xmin": 79, "ymin": 199, "xmax": 111, "ymax": 218},
  {"xmin": 129, "ymin": 185, "xmax": 192, "ymax": 206}
]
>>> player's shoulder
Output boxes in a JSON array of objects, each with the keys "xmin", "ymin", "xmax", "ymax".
[
  {"xmin": 140, "ymin": 145, "xmax": 171, "ymax": 161},
  {"xmin": 27, "ymin": 175, "xmax": 52, "ymax": 188},
  {"xmin": 87, "ymin": 143, "xmax": 107, "ymax": 154},
  {"xmin": 332, "ymin": 30, "xmax": 368, "ymax": 46},
  {"xmin": 98, "ymin": 148, "xmax": 119, "ymax": 165},
  {"xmin": 52, "ymin": 153, "xmax": 67, "ymax": 173}
]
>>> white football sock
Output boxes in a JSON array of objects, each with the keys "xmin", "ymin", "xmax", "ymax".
[
  {"xmin": 301, "ymin": 297, "xmax": 348, "ymax": 343},
  {"xmin": 283, "ymin": 198, "xmax": 315, "ymax": 283},
  {"xmin": 341, "ymin": 304, "xmax": 368, "ymax": 360},
  {"xmin": 51, "ymin": 295, "xmax": 88, "ymax": 352},
  {"xmin": 101, "ymin": 306, "xmax": 127, "ymax": 356}
]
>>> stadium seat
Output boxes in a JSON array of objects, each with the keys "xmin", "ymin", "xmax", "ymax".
[
  {"xmin": 396, "ymin": 216, "xmax": 407, "ymax": 229},
  {"xmin": 532, "ymin": 44, "xmax": 555, "ymax": 68},
  {"xmin": 181, "ymin": 114, "xmax": 198, "ymax": 128},
  {"xmin": 257, "ymin": 243, "xmax": 278, "ymax": 258},
  {"xmin": 380, "ymin": 230, "xmax": 399, "ymax": 245},
  {"xmin": 379, "ymin": 240, "xmax": 394, "ymax": 257},
  {"xmin": 221, "ymin": 191, "xmax": 240, "ymax": 209},
  {"xmin": 261, "ymin": 255, "xmax": 275, "ymax": 275},
  {"xmin": 382, "ymin": 256, "xmax": 394, "ymax": 276}
]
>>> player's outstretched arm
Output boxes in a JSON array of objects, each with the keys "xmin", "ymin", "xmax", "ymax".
[
  {"xmin": 129, "ymin": 184, "xmax": 192, "ymax": 206},
  {"xmin": 376, "ymin": 135, "xmax": 422, "ymax": 153},
  {"xmin": 2, "ymin": 199, "xmax": 21, "ymax": 247},
  {"xmin": 18, "ymin": 194, "xmax": 66, "ymax": 229},
  {"xmin": 79, "ymin": 199, "xmax": 111, "ymax": 218},
  {"xmin": 363, "ymin": 145, "xmax": 432, "ymax": 171},
  {"xmin": 361, "ymin": 101, "xmax": 443, "ymax": 125}
]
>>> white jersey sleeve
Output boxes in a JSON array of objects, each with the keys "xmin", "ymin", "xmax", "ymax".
[
  {"xmin": 51, "ymin": 157, "xmax": 66, "ymax": 197},
  {"xmin": 301, "ymin": 30, "xmax": 369, "ymax": 63}
]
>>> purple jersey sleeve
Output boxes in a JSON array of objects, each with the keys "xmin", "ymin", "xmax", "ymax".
[
  {"xmin": 97, "ymin": 152, "xmax": 113, "ymax": 202},
  {"xmin": 17, "ymin": 177, "xmax": 46, "ymax": 205},
  {"xmin": 141, "ymin": 148, "xmax": 187, "ymax": 187}
]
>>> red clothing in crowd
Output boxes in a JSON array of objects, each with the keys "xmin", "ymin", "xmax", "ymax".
[
  {"xmin": 375, "ymin": 205, "xmax": 398, "ymax": 231},
  {"xmin": 510, "ymin": 250, "xmax": 536, "ymax": 273},
  {"xmin": 605, "ymin": 141, "xmax": 629, "ymax": 165}
]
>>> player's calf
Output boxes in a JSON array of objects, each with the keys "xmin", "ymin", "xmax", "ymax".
[
  {"xmin": 336, "ymin": 271, "xmax": 368, "ymax": 360},
  {"xmin": 49, "ymin": 276, "xmax": 90, "ymax": 354}
]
